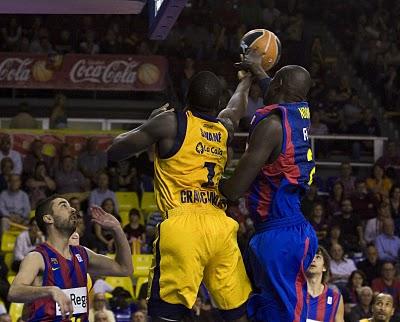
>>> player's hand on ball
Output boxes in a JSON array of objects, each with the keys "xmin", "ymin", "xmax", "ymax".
[
  {"xmin": 235, "ymin": 48, "xmax": 264, "ymax": 76},
  {"xmin": 149, "ymin": 103, "xmax": 174, "ymax": 120},
  {"xmin": 90, "ymin": 205, "xmax": 121, "ymax": 232},
  {"xmin": 50, "ymin": 286, "xmax": 74, "ymax": 319}
]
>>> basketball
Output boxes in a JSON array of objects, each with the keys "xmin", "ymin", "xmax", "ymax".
[{"xmin": 240, "ymin": 29, "xmax": 281, "ymax": 71}]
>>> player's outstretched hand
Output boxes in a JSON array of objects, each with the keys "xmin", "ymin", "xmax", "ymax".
[
  {"xmin": 90, "ymin": 205, "xmax": 121, "ymax": 232},
  {"xmin": 50, "ymin": 286, "xmax": 74, "ymax": 320},
  {"xmin": 235, "ymin": 48, "xmax": 264, "ymax": 77},
  {"xmin": 148, "ymin": 103, "xmax": 174, "ymax": 120}
]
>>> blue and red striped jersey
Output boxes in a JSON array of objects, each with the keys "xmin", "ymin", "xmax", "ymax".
[
  {"xmin": 306, "ymin": 285, "xmax": 341, "ymax": 322},
  {"xmin": 246, "ymin": 102, "xmax": 315, "ymax": 224},
  {"xmin": 27, "ymin": 243, "xmax": 89, "ymax": 322}
]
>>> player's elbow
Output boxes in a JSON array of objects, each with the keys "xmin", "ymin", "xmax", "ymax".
[{"xmin": 7, "ymin": 285, "xmax": 18, "ymax": 302}]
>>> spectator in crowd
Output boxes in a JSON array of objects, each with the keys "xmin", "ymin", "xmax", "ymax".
[
  {"xmin": 301, "ymin": 182, "xmax": 322, "ymax": 218},
  {"xmin": 12, "ymin": 218, "xmax": 44, "ymax": 272},
  {"xmin": 326, "ymin": 181, "xmax": 345, "ymax": 217},
  {"xmin": 329, "ymin": 243, "xmax": 357, "ymax": 289},
  {"xmin": 366, "ymin": 164, "xmax": 393, "ymax": 198},
  {"xmin": 348, "ymin": 286, "xmax": 373, "ymax": 322},
  {"xmin": 80, "ymin": 31, "xmax": 100, "ymax": 55},
  {"xmin": 0, "ymin": 174, "xmax": 30, "ymax": 232},
  {"xmin": 25, "ymin": 162, "xmax": 56, "ymax": 209},
  {"xmin": 0, "ymin": 313, "xmax": 11, "ymax": 322},
  {"xmin": 376, "ymin": 141, "xmax": 400, "ymax": 174},
  {"xmin": 342, "ymin": 270, "xmax": 367, "ymax": 314},
  {"xmin": 0, "ymin": 158, "xmax": 13, "ymax": 192},
  {"xmin": 131, "ymin": 310, "xmax": 147, "ymax": 322},
  {"xmin": 123, "ymin": 208, "xmax": 145, "ymax": 250},
  {"xmin": 144, "ymin": 211, "xmax": 163, "ymax": 252},
  {"xmin": 332, "ymin": 198, "xmax": 365, "ymax": 253},
  {"xmin": 137, "ymin": 146, "xmax": 155, "ymax": 192},
  {"xmin": 357, "ymin": 244, "xmax": 384, "ymax": 285},
  {"xmin": 93, "ymin": 198, "xmax": 121, "ymax": 254},
  {"xmin": 23, "ymin": 139, "xmax": 53, "ymax": 177},
  {"xmin": 0, "ymin": 134, "xmax": 22, "ymax": 175},
  {"xmin": 55, "ymin": 156, "xmax": 89, "ymax": 194},
  {"xmin": 334, "ymin": 162, "xmax": 357, "ymax": 198},
  {"xmin": 9, "ymin": 102, "xmax": 38, "ymax": 129},
  {"xmin": 309, "ymin": 110, "xmax": 329, "ymax": 135},
  {"xmin": 92, "ymin": 276, "xmax": 114, "ymax": 296},
  {"xmin": 321, "ymin": 224, "xmax": 345, "ymax": 252},
  {"xmin": 89, "ymin": 293, "xmax": 115, "ymax": 322},
  {"xmin": 1, "ymin": 17, "xmax": 21, "ymax": 51},
  {"xmin": 353, "ymin": 108, "xmax": 381, "ymax": 136},
  {"xmin": 375, "ymin": 218, "xmax": 400, "ymax": 262},
  {"xmin": 371, "ymin": 262, "xmax": 400, "ymax": 309},
  {"xmin": 365, "ymin": 202, "xmax": 392, "ymax": 244},
  {"xmin": 89, "ymin": 172, "xmax": 118, "ymax": 213},
  {"xmin": 78, "ymin": 137, "xmax": 107, "ymax": 184},
  {"xmin": 53, "ymin": 143, "xmax": 74, "ymax": 173},
  {"xmin": 308, "ymin": 202, "xmax": 329, "ymax": 242},
  {"xmin": 49, "ymin": 93, "xmax": 68, "ymax": 129},
  {"xmin": 351, "ymin": 179, "xmax": 378, "ymax": 222},
  {"xmin": 109, "ymin": 159, "xmax": 139, "ymax": 192},
  {"xmin": 389, "ymin": 185, "xmax": 400, "ymax": 219}
]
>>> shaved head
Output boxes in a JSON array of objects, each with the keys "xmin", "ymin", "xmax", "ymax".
[{"xmin": 264, "ymin": 65, "xmax": 312, "ymax": 104}]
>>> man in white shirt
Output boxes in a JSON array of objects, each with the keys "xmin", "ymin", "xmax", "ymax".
[
  {"xmin": 89, "ymin": 293, "xmax": 115, "ymax": 322},
  {"xmin": 375, "ymin": 218, "xmax": 400, "ymax": 262},
  {"xmin": 0, "ymin": 134, "xmax": 22, "ymax": 175},
  {"xmin": 329, "ymin": 243, "xmax": 357, "ymax": 288},
  {"xmin": 12, "ymin": 218, "xmax": 44, "ymax": 271}
]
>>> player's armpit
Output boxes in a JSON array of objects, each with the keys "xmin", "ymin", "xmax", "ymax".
[
  {"xmin": 8, "ymin": 252, "xmax": 50, "ymax": 303},
  {"xmin": 220, "ymin": 115, "xmax": 282, "ymax": 201},
  {"xmin": 107, "ymin": 110, "xmax": 177, "ymax": 161}
]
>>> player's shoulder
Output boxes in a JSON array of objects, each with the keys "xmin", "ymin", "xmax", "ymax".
[{"xmin": 23, "ymin": 251, "xmax": 45, "ymax": 269}]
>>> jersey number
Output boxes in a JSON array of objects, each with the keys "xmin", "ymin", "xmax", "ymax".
[{"xmin": 202, "ymin": 162, "xmax": 216, "ymax": 188}]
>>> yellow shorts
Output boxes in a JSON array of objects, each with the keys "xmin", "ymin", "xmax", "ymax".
[{"xmin": 147, "ymin": 204, "xmax": 252, "ymax": 312}]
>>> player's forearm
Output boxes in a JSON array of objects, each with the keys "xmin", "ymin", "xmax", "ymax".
[
  {"xmin": 112, "ymin": 226, "xmax": 134, "ymax": 276},
  {"xmin": 8, "ymin": 285, "xmax": 55, "ymax": 303}
]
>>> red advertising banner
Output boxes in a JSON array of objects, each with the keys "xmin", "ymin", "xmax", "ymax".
[{"xmin": 0, "ymin": 53, "xmax": 168, "ymax": 91}]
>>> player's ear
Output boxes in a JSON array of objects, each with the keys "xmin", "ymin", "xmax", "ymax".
[{"xmin": 43, "ymin": 214, "xmax": 54, "ymax": 224}]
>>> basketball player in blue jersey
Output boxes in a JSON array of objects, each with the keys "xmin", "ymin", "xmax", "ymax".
[
  {"xmin": 306, "ymin": 246, "xmax": 344, "ymax": 322},
  {"xmin": 220, "ymin": 61, "xmax": 318, "ymax": 321},
  {"xmin": 8, "ymin": 195, "xmax": 133, "ymax": 322}
]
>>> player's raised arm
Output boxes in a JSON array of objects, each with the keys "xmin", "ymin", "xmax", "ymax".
[
  {"xmin": 86, "ymin": 206, "xmax": 133, "ymax": 276},
  {"xmin": 107, "ymin": 106, "xmax": 177, "ymax": 161},
  {"xmin": 220, "ymin": 114, "xmax": 282, "ymax": 201},
  {"xmin": 8, "ymin": 252, "xmax": 74, "ymax": 319},
  {"xmin": 217, "ymin": 73, "xmax": 252, "ymax": 130}
]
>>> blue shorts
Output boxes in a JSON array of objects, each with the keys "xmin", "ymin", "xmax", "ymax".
[{"xmin": 246, "ymin": 217, "xmax": 317, "ymax": 322}]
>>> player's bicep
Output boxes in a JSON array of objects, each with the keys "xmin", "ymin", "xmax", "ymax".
[
  {"xmin": 12, "ymin": 252, "xmax": 44, "ymax": 286},
  {"xmin": 221, "ymin": 117, "xmax": 282, "ymax": 200},
  {"xmin": 108, "ymin": 111, "xmax": 176, "ymax": 161}
]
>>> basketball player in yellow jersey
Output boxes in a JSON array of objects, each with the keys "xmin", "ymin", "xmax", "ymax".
[
  {"xmin": 108, "ymin": 70, "xmax": 253, "ymax": 321},
  {"xmin": 359, "ymin": 293, "xmax": 394, "ymax": 322}
]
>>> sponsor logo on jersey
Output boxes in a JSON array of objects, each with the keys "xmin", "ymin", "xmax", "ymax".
[
  {"xmin": 195, "ymin": 142, "xmax": 223, "ymax": 156},
  {"xmin": 56, "ymin": 287, "xmax": 88, "ymax": 316},
  {"xmin": 327, "ymin": 296, "xmax": 332, "ymax": 305},
  {"xmin": 75, "ymin": 254, "xmax": 83, "ymax": 263}
]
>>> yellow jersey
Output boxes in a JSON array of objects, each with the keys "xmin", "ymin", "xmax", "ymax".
[{"xmin": 154, "ymin": 110, "xmax": 228, "ymax": 216}]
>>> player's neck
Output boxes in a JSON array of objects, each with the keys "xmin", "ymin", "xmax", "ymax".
[
  {"xmin": 307, "ymin": 274, "xmax": 324, "ymax": 297},
  {"xmin": 46, "ymin": 233, "xmax": 72, "ymax": 259}
]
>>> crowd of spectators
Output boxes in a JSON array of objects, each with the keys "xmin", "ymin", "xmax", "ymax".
[{"xmin": 324, "ymin": 0, "xmax": 400, "ymax": 112}]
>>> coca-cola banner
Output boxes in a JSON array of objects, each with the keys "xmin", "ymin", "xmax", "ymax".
[{"xmin": 0, "ymin": 53, "xmax": 168, "ymax": 91}]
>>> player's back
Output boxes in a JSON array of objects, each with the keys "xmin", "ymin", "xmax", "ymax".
[
  {"xmin": 27, "ymin": 243, "xmax": 89, "ymax": 322},
  {"xmin": 307, "ymin": 285, "xmax": 341, "ymax": 322},
  {"xmin": 247, "ymin": 102, "xmax": 315, "ymax": 225},
  {"xmin": 154, "ymin": 110, "xmax": 228, "ymax": 217}
]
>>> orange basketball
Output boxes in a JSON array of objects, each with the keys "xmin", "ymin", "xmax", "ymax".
[{"xmin": 240, "ymin": 29, "xmax": 281, "ymax": 71}]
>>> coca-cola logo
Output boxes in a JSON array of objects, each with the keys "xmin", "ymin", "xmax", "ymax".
[
  {"xmin": 0, "ymin": 58, "xmax": 32, "ymax": 81},
  {"xmin": 70, "ymin": 59, "xmax": 138, "ymax": 84}
]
